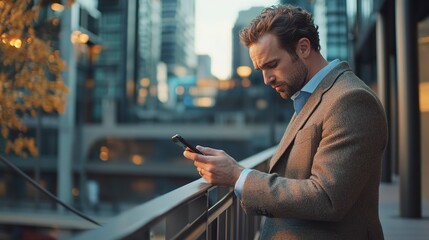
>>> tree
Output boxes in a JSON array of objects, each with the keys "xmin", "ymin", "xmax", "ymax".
[{"xmin": 0, "ymin": 0, "xmax": 72, "ymax": 157}]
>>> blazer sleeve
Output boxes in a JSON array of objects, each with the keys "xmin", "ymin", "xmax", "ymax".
[{"xmin": 240, "ymin": 87, "xmax": 388, "ymax": 221}]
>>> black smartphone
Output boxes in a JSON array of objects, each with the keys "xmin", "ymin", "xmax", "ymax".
[{"xmin": 171, "ymin": 134, "xmax": 204, "ymax": 155}]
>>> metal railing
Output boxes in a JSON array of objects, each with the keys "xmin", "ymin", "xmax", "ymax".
[{"xmin": 72, "ymin": 146, "xmax": 276, "ymax": 240}]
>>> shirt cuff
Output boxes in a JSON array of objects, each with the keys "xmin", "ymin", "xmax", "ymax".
[{"xmin": 234, "ymin": 168, "xmax": 252, "ymax": 200}]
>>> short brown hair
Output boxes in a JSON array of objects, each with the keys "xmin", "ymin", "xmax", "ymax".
[{"xmin": 239, "ymin": 4, "xmax": 320, "ymax": 57}]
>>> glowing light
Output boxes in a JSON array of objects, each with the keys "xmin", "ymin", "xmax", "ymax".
[
  {"xmin": 419, "ymin": 36, "xmax": 429, "ymax": 44},
  {"xmin": 51, "ymin": 17, "xmax": 60, "ymax": 26},
  {"xmin": 140, "ymin": 78, "xmax": 150, "ymax": 87},
  {"xmin": 197, "ymin": 79, "xmax": 218, "ymax": 87},
  {"xmin": 132, "ymin": 181, "xmax": 154, "ymax": 191},
  {"xmin": 420, "ymin": 82, "xmax": 429, "ymax": 112},
  {"xmin": 193, "ymin": 97, "xmax": 215, "ymax": 107},
  {"xmin": 51, "ymin": 3, "xmax": 65, "ymax": 12},
  {"xmin": 100, "ymin": 146, "xmax": 109, "ymax": 161},
  {"xmin": 174, "ymin": 66, "xmax": 187, "ymax": 76},
  {"xmin": 127, "ymin": 81, "xmax": 135, "ymax": 97},
  {"xmin": 71, "ymin": 187, "xmax": 80, "ymax": 197},
  {"xmin": 70, "ymin": 31, "xmax": 80, "ymax": 44},
  {"xmin": 189, "ymin": 86, "xmax": 217, "ymax": 96},
  {"xmin": 14, "ymin": 39, "xmax": 22, "ymax": 48},
  {"xmin": 157, "ymin": 83, "xmax": 168, "ymax": 103},
  {"xmin": 236, "ymin": 66, "xmax": 252, "ymax": 78},
  {"xmin": 90, "ymin": 44, "xmax": 102, "ymax": 57},
  {"xmin": 256, "ymin": 99, "xmax": 268, "ymax": 109},
  {"xmin": 131, "ymin": 155, "xmax": 144, "ymax": 165},
  {"xmin": 71, "ymin": 31, "xmax": 90, "ymax": 44},
  {"xmin": 241, "ymin": 78, "xmax": 251, "ymax": 88},
  {"xmin": 139, "ymin": 88, "xmax": 148, "ymax": 97},
  {"xmin": 99, "ymin": 152, "xmax": 108, "ymax": 161},
  {"xmin": 218, "ymin": 79, "xmax": 236, "ymax": 90},
  {"xmin": 9, "ymin": 38, "xmax": 22, "ymax": 48},
  {"xmin": 78, "ymin": 33, "xmax": 89, "ymax": 44},
  {"xmin": 137, "ymin": 88, "xmax": 147, "ymax": 103}
]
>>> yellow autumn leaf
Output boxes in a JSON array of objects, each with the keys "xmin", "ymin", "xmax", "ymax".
[
  {"xmin": 0, "ymin": 0, "xmax": 71, "ymax": 157},
  {"xmin": 1, "ymin": 127, "xmax": 8, "ymax": 138}
]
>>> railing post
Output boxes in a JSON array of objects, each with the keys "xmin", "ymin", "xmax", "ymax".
[{"xmin": 166, "ymin": 204, "xmax": 189, "ymax": 239}]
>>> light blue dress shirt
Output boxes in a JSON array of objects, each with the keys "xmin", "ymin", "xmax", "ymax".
[{"xmin": 234, "ymin": 59, "xmax": 341, "ymax": 200}]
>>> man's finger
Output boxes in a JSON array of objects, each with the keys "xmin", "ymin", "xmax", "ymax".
[
  {"xmin": 196, "ymin": 145, "xmax": 223, "ymax": 156},
  {"xmin": 183, "ymin": 150, "xmax": 210, "ymax": 164}
]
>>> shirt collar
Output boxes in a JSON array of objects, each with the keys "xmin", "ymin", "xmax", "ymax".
[{"xmin": 291, "ymin": 59, "xmax": 340, "ymax": 100}]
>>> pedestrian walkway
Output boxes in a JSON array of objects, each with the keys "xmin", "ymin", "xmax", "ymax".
[{"xmin": 379, "ymin": 179, "xmax": 429, "ymax": 239}]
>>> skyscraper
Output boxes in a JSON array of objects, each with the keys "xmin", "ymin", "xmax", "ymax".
[
  {"xmin": 323, "ymin": 0, "xmax": 348, "ymax": 61},
  {"xmin": 136, "ymin": 0, "xmax": 162, "ymax": 112},
  {"xmin": 95, "ymin": 0, "xmax": 138, "ymax": 123},
  {"xmin": 231, "ymin": 6, "xmax": 264, "ymax": 80},
  {"xmin": 160, "ymin": 0, "xmax": 196, "ymax": 78}
]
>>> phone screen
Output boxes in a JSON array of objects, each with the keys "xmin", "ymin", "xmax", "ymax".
[{"xmin": 171, "ymin": 134, "xmax": 204, "ymax": 155}]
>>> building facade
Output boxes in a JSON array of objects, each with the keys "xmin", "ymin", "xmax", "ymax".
[{"xmin": 161, "ymin": 0, "xmax": 196, "ymax": 78}]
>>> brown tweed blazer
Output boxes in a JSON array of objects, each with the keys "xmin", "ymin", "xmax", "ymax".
[{"xmin": 241, "ymin": 62, "xmax": 388, "ymax": 239}]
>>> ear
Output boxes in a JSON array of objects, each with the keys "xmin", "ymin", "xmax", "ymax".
[{"xmin": 296, "ymin": 37, "xmax": 311, "ymax": 58}]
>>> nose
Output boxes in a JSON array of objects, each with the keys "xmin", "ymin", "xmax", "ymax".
[{"xmin": 263, "ymin": 70, "xmax": 274, "ymax": 85}]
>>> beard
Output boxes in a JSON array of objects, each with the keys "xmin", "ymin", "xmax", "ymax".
[{"xmin": 276, "ymin": 58, "xmax": 308, "ymax": 100}]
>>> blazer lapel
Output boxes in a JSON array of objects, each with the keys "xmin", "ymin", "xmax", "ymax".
[{"xmin": 269, "ymin": 62, "xmax": 351, "ymax": 172}]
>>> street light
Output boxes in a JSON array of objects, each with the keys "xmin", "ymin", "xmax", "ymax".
[
  {"xmin": 236, "ymin": 66, "xmax": 252, "ymax": 88},
  {"xmin": 236, "ymin": 66, "xmax": 253, "ymax": 123}
]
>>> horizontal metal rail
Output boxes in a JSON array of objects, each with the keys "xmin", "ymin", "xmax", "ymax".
[{"xmin": 72, "ymin": 146, "xmax": 276, "ymax": 240}]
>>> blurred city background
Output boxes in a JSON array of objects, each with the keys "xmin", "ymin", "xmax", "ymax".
[{"xmin": 0, "ymin": 0, "xmax": 428, "ymax": 239}]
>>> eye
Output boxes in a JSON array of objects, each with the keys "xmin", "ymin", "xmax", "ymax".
[{"xmin": 266, "ymin": 61, "xmax": 278, "ymax": 69}]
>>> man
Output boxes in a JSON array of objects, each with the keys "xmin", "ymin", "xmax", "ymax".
[{"xmin": 183, "ymin": 4, "xmax": 387, "ymax": 239}]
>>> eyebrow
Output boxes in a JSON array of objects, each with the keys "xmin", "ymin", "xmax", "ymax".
[{"xmin": 256, "ymin": 59, "xmax": 277, "ymax": 70}]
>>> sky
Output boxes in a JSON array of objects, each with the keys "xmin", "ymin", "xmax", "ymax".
[{"xmin": 195, "ymin": 0, "xmax": 279, "ymax": 80}]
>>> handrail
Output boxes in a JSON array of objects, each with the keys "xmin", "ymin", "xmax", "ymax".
[{"xmin": 72, "ymin": 146, "xmax": 276, "ymax": 240}]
